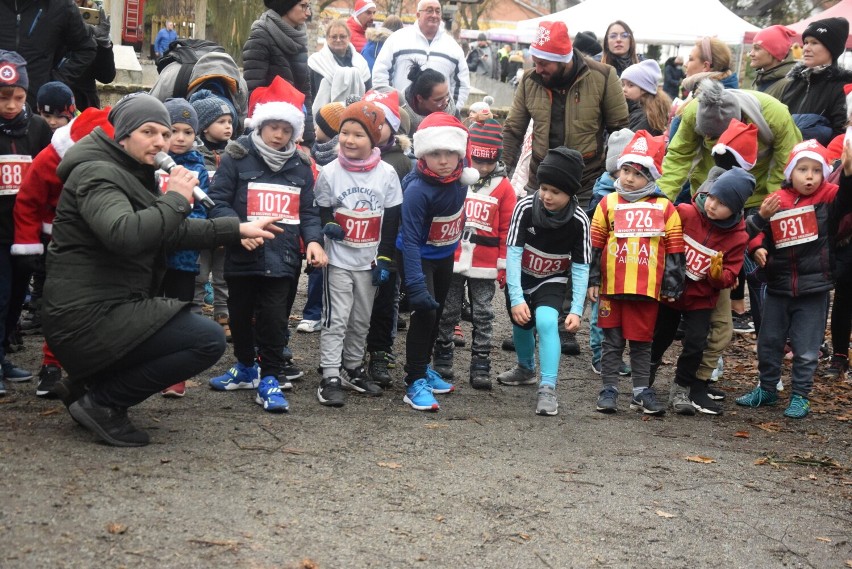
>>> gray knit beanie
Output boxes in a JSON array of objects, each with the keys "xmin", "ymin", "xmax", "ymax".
[
  {"xmin": 109, "ymin": 92, "xmax": 171, "ymax": 141},
  {"xmin": 696, "ymin": 79, "xmax": 741, "ymax": 140},
  {"xmin": 164, "ymin": 97, "xmax": 198, "ymax": 133},
  {"xmin": 606, "ymin": 128, "xmax": 635, "ymax": 173},
  {"xmin": 189, "ymin": 89, "xmax": 236, "ymax": 133}
]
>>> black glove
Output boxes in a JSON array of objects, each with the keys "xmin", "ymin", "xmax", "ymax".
[
  {"xmin": 371, "ymin": 256, "xmax": 392, "ymax": 286},
  {"xmin": 407, "ymin": 286, "xmax": 439, "ymax": 312},
  {"xmin": 12, "ymin": 254, "xmax": 43, "ymax": 277},
  {"xmin": 322, "ymin": 222, "xmax": 345, "ymax": 241}
]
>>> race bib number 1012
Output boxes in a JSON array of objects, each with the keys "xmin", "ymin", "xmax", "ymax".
[{"xmin": 246, "ymin": 182, "xmax": 301, "ymax": 224}]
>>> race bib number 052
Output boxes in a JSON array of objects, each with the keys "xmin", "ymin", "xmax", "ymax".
[
  {"xmin": 683, "ymin": 234, "xmax": 718, "ymax": 281},
  {"xmin": 246, "ymin": 182, "xmax": 301, "ymax": 224},
  {"xmin": 770, "ymin": 205, "xmax": 818, "ymax": 249},
  {"xmin": 0, "ymin": 154, "xmax": 32, "ymax": 196},
  {"xmin": 426, "ymin": 210, "xmax": 464, "ymax": 247},
  {"xmin": 334, "ymin": 208, "xmax": 381, "ymax": 248},
  {"xmin": 613, "ymin": 202, "xmax": 666, "ymax": 238}
]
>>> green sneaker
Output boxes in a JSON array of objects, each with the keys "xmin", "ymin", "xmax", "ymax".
[
  {"xmin": 735, "ymin": 386, "xmax": 778, "ymax": 407},
  {"xmin": 784, "ymin": 395, "xmax": 810, "ymax": 418}
]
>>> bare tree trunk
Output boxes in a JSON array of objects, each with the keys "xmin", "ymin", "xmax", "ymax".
[{"xmin": 195, "ymin": 0, "xmax": 207, "ymax": 39}]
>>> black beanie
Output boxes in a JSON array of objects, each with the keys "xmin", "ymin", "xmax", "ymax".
[
  {"xmin": 803, "ymin": 17, "xmax": 849, "ymax": 61},
  {"xmin": 708, "ymin": 167, "xmax": 755, "ymax": 217},
  {"xmin": 264, "ymin": 0, "xmax": 301, "ymax": 16},
  {"xmin": 537, "ymin": 147, "xmax": 584, "ymax": 195},
  {"xmin": 573, "ymin": 31, "xmax": 602, "ymax": 57}
]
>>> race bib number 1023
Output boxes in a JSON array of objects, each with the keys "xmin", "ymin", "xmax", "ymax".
[
  {"xmin": 0, "ymin": 154, "xmax": 32, "ymax": 195},
  {"xmin": 246, "ymin": 182, "xmax": 301, "ymax": 224}
]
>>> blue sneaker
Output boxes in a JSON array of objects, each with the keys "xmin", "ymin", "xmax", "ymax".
[
  {"xmin": 404, "ymin": 378, "xmax": 439, "ymax": 411},
  {"xmin": 425, "ymin": 366, "xmax": 455, "ymax": 394},
  {"xmin": 209, "ymin": 362, "xmax": 259, "ymax": 391},
  {"xmin": 203, "ymin": 281, "xmax": 214, "ymax": 305},
  {"xmin": 255, "ymin": 376, "xmax": 289, "ymax": 412},
  {"xmin": 784, "ymin": 394, "xmax": 810, "ymax": 418},
  {"xmin": 735, "ymin": 386, "xmax": 778, "ymax": 407}
]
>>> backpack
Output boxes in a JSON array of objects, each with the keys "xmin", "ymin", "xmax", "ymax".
[{"xmin": 156, "ymin": 39, "xmax": 227, "ymax": 99}]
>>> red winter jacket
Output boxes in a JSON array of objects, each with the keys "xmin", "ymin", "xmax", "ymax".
[
  {"xmin": 671, "ymin": 199, "xmax": 747, "ymax": 311},
  {"xmin": 347, "ymin": 17, "xmax": 367, "ymax": 53}
]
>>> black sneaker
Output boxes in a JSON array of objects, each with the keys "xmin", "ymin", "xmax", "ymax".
[
  {"xmin": 469, "ymin": 357, "xmax": 492, "ymax": 390},
  {"xmin": 396, "ymin": 316, "xmax": 407, "ymax": 331},
  {"xmin": 596, "ymin": 386, "xmax": 618, "ymax": 413},
  {"xmin": 690, "ymin": 384, "xmax": 723, "ymax": 415},
  {"xmin": 342, "ymin": 366, "xmax": 383, "ymax": 396},
  {"xmin": 35, "ymin": 365, "xmax": 62, "ymax": 398},
  {"xmin": 19, "ymin": 310, "xmax": 42, "ymax": 335},
  {"xmin": 369, "ymin": 351, "xmax": 392, "ymax": 388},
  {"xmin": 824, "ymin": 355, "xmax": 849, "ymax": 380},
  {"xmin": 281, "ymin": 359, "xmax": 304, "ymax": 383},
  {"xmin": 5, "ymin": 326, "xmax": 23, "ymax": 352},
  {"xmin": 731, "ymin": 311, "xmax": 755, "ymax": 334},
  {"xmin": 0, "ymin": 377, "xmax": 6, "ymax": 396},
  {"xmin": 559, "ymin": 330, "xmax": 580, "ymax": 355},
  {"xmin": 432, "ymin": 344, "xmax": 455, "ymax": 380},
  {"xmin": 630, "ymin": 387, "xmax": 666, "ymax": 415},
  {"xmin": 317, "ymin": 376, "xmax": 346, "ymax": 407},
  {"xmin": 706, "ymin": 385, "xmax": 726, "ymax": 401},
  {"xmin": 501, "ymin": 337, "xmax": 516, "ymax": 351},
  {"xmin": 68, "ymin": 393, "xmax": 150, "ymax": 447}
]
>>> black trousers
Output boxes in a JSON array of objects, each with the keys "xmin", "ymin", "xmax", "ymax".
[
  {"xmin": 366, "ymin": 271, "xmax": 398, "ymax": 354},
  {"xmin": 651, "ymin": 304, "xmax": 713, "ymax": 387},
  {"xmin": 89, "ymin": 308, "xmax": 225, "ymax": 408},
  {"xmin": 226, "ymin": 275, "xmax": 292, "ymax": 379},
  {"xmin": 162, "ymin": 269, "xmax": 196, "ymax": 302},
  {"xmin": 398, "ymin": 254, "xmax": 454, "ymax": 385}
]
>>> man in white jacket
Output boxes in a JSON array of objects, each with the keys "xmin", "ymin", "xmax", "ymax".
[{"xmin": 372, "ymin": 0, "xmax": 470, "ymax": 108}]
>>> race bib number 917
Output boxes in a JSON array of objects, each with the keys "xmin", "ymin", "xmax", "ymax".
[
  {"xmin": 334, "ymin": 208, "xmax": 381, "ymax": 248},
  {"xmin": 521, "ymin": 245, "xmax": 571, "ymax": 278},
  {"xmin": 426, "ymin": 210, "xmax": 464, "ymax": 246},
  {"xmin": 683, "ymin": 234, "xmax": 718, "ymax": 281},
  {"xmin": 246, "ymin": 182, "xmax": 301, "ymax": 224},
  {"xmin": 613, "ymin": 202, "xmax": 666, "ymax": 238},
  {"xmin": 770, "ymin": 206, "xmax": 818, "ymax": 249},
  {"xmin": 0, "ymin": 154, "xmax": 32, "ymax": 195}
]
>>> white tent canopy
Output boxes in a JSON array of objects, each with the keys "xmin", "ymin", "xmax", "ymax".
[{"xmin": 516, "ymin": 0, "xmax": 760, "ymax": 45}]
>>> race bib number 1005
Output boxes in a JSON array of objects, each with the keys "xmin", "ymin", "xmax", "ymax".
[{"xmin": 246, "ymin": 182, "xmax": 301, "ymax": 224}]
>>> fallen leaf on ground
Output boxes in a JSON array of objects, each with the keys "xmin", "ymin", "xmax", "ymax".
[
  {"xmin": 756, "ymin": 422, "xmax": 782, "ymax": 432},
  {"xmin": 160, "ymin": 458, "xmax": 171, "ymax": 464},
  {"xmin": 106, "ymin": 522, "xmax": 128, "ymax": 535},
  {"xmin": 844, "ymin": 560, "xmax": 852, "ymax": 567},
  {"xmin": 733, "ymin": 431, "xmax": 750, "ymax": 439},
  {"xmin": 39, "ymin": 408, "xmax": 60, "ymax": 416},
  {"xmin": 685, "ymin": 455, "xmax": 716, "ymax": 464},
  {"xmin": 517, "ymin": 532, "xmax": 531, "ymax": 540},
  {"xmin": 655, "ymin": 510, "xmax": 676, "ymax": 518},
  {"xmin": 377, "ymin": 461, "xmax": 402, "ymax": 469},
  {"xmin": 424, "ymin": 423, "xmax": 447, "ymax": 429},
  {"xmin": 185, "ymin": 380, "xmax": 200, "ymax": 388},
  {"xmin": 816, "ymin": 536, "xmax": 832, "ymax": 543},
  {"xmin": 434, "ymin": 515, "xmax": 444, "ymax": 523}
]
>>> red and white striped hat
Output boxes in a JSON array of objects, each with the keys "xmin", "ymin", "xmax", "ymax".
[{"xmin": 529, "ymin": 21, "xmax": 573, "ymax": 63}]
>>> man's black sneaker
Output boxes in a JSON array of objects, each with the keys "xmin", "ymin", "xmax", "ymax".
[
  {"xmin": 732, "ymin": 311, "xmax": 755, "ymax": 334},
  {"xmin": 630, "ymin": 387, "xmax": 666, "ymax": 415},
  {"xmin": 559, "ymin": 330, "xmax": 580, "ymax": 355},
  {"xmin": 317, "ymin": 376, "xmax": 346, "ymax": 407},
  {"xmin": 369, "ymin": 351, "xmax": 392, "ymax": 388},
  {"xmin": 68, "ymin": 393, "xmax": 150, "ymax": 447},
  {"xmin": 5, "ymin": 327, "xmax": 23, "ymax": 352},
  {"xmin": 35, "ymin": 365, "xmax": 62, "ymax": 398},
  {"xmin": 469, "ymin": 357, "xmax": 492, "ymax": 390},
  {"xmin": 690, "ymin": 384, "xmax": 723, "ymax": 415},
  {"xmin": 341, "ymin": 366, "xmax": 383, "ymax": 396},
  {"xmin": 501, "ymin": 337, "xmax": 516, "ymax": 351}
]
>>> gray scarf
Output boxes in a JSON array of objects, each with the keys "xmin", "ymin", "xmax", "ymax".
[
  {"xmin": 531, "ymin": 190, "xmax": 577, "ymax": 229},
  {"xmin": 614, "ymin": 177, "xmax": 659, "ymax": 202},
  {"xmin": 258, "ymin": 9, "xmax": 307, "ymax": 55},
  {"xmin": 251, "ymin": 129, "xmax": 296, "ymax": 172}
]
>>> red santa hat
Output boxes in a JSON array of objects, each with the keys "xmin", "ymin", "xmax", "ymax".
[
  {"xmin": 413, "ymin": 113, "xmax": 480, "ymax": 185},
  {"xmin": 784, "ymin": 139, "xmax": 832, "ymax": 182},
  {"xmin": 53, "ymin": 106, "xmax": 114, "ymax": 159},
  {"xmin": 616, "ymin": 130, "xmax": 665, "ymax": 181},
  {"xmin": 711, "ymin": 118, "xmax": 758, "ymax": 171},
  {"xmin": 352, "ymin": 0, "xmax": 376, "ymax": 17},
  {"xmin": 245, "ymin": 76, "xmax": 306, "ymax": 139},
  {"xmin": 529, "ymin": 21, "xmax": 573, "ymax": 63},
  {"xmin": 364, "ymin": 89, "xmax": 401, "ymax": 132}
]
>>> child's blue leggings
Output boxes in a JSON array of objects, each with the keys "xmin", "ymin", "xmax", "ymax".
[{"xmin": 513, "ymin": 305, "xmax": 560, "ymax": 387}]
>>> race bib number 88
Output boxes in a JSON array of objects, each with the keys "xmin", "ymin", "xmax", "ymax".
[
  {"xmin": 0, "ymin": 154, "xmax": 32, "ymax": 196},
  {"xmin": 246, "ymin": 182, "xmax": 301, "ymax": 224},
  {"xmin": 770, "ymin": 205, "xmax": 818, "ymax": 249},
  {"xmin": 614, "ymin": 202, "xmax": 666, "ymax": 238}
]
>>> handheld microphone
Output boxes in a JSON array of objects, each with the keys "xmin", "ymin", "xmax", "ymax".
[{"xmin": 154, "ymin": 151, "xmax": 215, "ymax": 209}]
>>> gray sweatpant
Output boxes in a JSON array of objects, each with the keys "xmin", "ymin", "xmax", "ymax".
[
  {"xmin": 437, "ymin": 274, "xmax": 495, "ymax": 357},
  {"xmin": 320, "ymin": 265, "xmax": 377, "ymax": 375},
  {"xmin": 602, "ymin": 327, "xmax": 652, "ymax": 391}
]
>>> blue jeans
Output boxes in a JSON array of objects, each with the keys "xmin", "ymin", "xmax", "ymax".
[
  {"xmin": 589, "ymin": 298, "xmax": 603, "ymax": 364},
  {"xmin": 302, "ymin": 269, "xmax": 323, "ymax": 321},
  {"xmin": 757, "ymin": 291, "xmax": 829, "ymax": 397}
]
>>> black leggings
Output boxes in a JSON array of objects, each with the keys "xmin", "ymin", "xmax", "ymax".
[
  {"xmin": 398, "ymin": 254, "xmax": 454, "ymax": 385},
  {"xmin": 652, "ymin": 304, "xmax": 713, "ymax": 387}
]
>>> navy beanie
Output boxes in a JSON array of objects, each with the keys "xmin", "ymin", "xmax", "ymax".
[
  {"xmin": 37, "ymin": 81, "xmax": 76, "ymax": 118},
  {"xmin": 707, "ymin": 167, "xmax": 755, "ymax": 226},
  {"xmin": 189, "ymin": 89, "xmax": 236, "ymax": 133},
  {"xmin": 164, "ymin": 97, "xmax": 199, "ymax": 133},
  {"xmin": 0, "ymin": 50, "xmax": 28, "ymax": 91}
]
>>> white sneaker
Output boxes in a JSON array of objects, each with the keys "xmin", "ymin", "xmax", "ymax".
[{"xmin": 296, "ymin": 319, "xmax": 321, "ymax": 333}]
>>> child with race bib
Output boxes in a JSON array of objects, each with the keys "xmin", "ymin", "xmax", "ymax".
[
  {"xmin": 589, "ymin": 130, "xmax": 685, "ymax": 416},
  {"xmin": 737, "ymin": 140, "xmax": 852, "ymax": 418},
  {"xmin": 313, "ymin": 101, "xmax": 402, "ymax": 407},
  {"xmin": 496, "ymin": 147, "xmax": 591, "ymax": 416},
  {"xmin": 397, "ymin": 113, "xmax": 480, "ymax": 411},
  {"xmin": 207, "ymin": 76, "xmax": 327, "ymax": 413}
]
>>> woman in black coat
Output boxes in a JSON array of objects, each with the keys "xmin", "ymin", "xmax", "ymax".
[{"xmin": 242, "ymin": 0, "xmax": 315, "ymax": 144}]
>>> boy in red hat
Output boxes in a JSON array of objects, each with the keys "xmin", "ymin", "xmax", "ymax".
[
  {"xmin": 589, "ymin": 130, "xmax": 685, "ymax": 415},
  {"xmin": 207, "ymin": 76, "xmax": 328, "ymax": 413},
  {"xmin": 737, "ymin": 139, "xmax": 852, "ymax": 418}
]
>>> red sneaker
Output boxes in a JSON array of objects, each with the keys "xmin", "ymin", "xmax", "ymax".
[{"xmin": 161, "ymin": 382, "xmax": 186, "ymax": 398}]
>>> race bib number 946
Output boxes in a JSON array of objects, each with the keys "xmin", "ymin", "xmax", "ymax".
[
  {"xmin": 770, "ymin": 205, "xmax": 818, "ymax": 249},
  {"xmin": 334, "ymin": 208, "xmax": 382, "ymax": 248},
  {"xmin": 426, "ymin": 210, "xmax": 464, "ymax": 246},
  {"xmin": 246, "ymin": 182, "xmax": 301, "ymax": 224},
  {"xmin": 613, "ymin": 202, "xmax": 666, "ymax": 238},
  {"xmin": 0, "ymin": 154, "xmax": 32, "ymax": 195}
]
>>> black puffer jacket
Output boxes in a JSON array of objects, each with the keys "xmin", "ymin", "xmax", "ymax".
[
  {"xmin": 776, "ymin": 62, "xmax": 852, "ymax": 137},
  {"xmin": 0, "ymin": 0, "xmax": 96, "ymax": 108},
  {"xmin": 207, "ymin": 134, "xmax": 321, "ymax": 278},
  {"xmin": 242, "ymin": 9, "xmax": 314, "ymax": 145}
]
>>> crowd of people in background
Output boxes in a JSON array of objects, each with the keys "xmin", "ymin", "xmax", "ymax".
[{"xmin": 0, "ymin": 0, "xmax": 850, "ymax": 447}]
